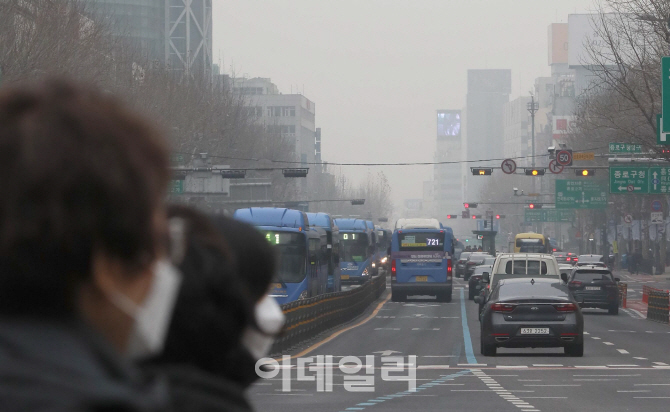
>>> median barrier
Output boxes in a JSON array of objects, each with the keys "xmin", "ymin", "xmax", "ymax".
[
  {"xmin": 618, "ymin": 283, "xmax": 627, "ymax": 309},
  {"xmin": 270, "ymin": 274, "xmax": 387, "ymax": 355},
  {"xmin": 646, "ymin": 289, "xmax": 669, "ymax": 324}
]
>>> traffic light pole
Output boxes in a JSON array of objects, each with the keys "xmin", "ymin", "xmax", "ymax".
[{"xmin": 527, "ymin": 94, "xmax": 540, "ymax": 233}]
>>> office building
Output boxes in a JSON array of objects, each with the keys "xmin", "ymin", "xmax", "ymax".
[{"xmin": 86, "ymin": 0, "xmax": 212, "ymax": 77}]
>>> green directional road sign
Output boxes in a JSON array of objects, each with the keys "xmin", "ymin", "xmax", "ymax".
[
  {"xmin": 609, "ymin": 166, "xmax": 650, "ymax": 194},
  {"xmin": 609, "ymin": 143, "xmax": 643, "ymax": 153},
  {"xmin": 169, "ymin": 179, "xmax": 184, "ymax": 194},
  {"xmin": 649, "ymin": 166, "xmax": 670, "ymax": 194},
  {"xmin": 663, "ymin": 57, "xmax": 670, "ymax": 133},
  {"xmin": 524, "ymin": 209, "xmax": 575, "ymax": 222},
  {"xmin": 657, "ymin": 114, "xmax": 670, "ymax": 145},
  {"xmin": 556, "ymin": 179, "xmax": 608, "ymax": 209}
]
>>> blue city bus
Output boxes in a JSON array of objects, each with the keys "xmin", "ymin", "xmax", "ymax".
[
  {"xmin": 390, "ymin": 218, "xmax": 454, "ymax": 302},
  {"xmin": 233, "ymin": 207, "xmax": 328, "ymax": 304},
  {"xmin": 333, "ymin": 218, "xmax": 374, "ymax": 284},
  {"xmin": 306, "ymin": 212, "xmax": 341, "ymax": 293}
]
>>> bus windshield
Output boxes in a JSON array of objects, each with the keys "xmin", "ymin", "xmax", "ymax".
[
  {"xmin": 516, "ymin": 238, "xmax": 545, "ymax": 253},
  {"xmin": 399, "ymin": 232, "xmax": 445, "ymax": 252},
  {"xmin": 261, "ymin": 231, "xmax": 306, "ymax": 283},
  {"xmin": 341, "ymin": 232, "xmax": 369, "ymax": 263}
]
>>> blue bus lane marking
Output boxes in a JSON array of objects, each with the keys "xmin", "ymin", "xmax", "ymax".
[
  {"xmin": 460, "ymin": 288, "xmax": 478, "ymax": 364},
  {"xmin": 338, "ymin": 290, "xmax": 476, "ymax": 411}
]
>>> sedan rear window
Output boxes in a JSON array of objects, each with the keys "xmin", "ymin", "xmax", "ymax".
[
  {"xmin": 573, "ymin": 271, "xmax": 614, "ymax": 282},
  {"xmin": 504, "ymin": 260, "xmax": 548, "ymax": 275},
  {"xmin": 498, "ymin": 281, "xmax": 568, "ymax": 299}
]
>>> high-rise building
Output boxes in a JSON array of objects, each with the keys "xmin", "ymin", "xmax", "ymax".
[
  {"xmin": 85, "ymin": 0, "xmax": 212, "ymax": 77},
  {"xmin": 433, "ymin": 110, "xmax": 463, "ymax": 221},
  {"xmin": 464, "ymin": 69, "xmax": 512, "ymax": 199}
]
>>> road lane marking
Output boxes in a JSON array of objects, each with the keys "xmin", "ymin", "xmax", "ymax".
[
  {"xmin": 497, "ymin": 365, "xmax": 528, "ymax": 369},
  {"xmin": 633, "ymin": 357, "xmax": 648, "ymax": 360},
  {"xmin": 617, "ymin": 349, "xmax": 630, "ymax": 354},
  {"xmin": 288, "ymin": 293, "xmax": 391, "ymax": 359},
  {"xmin": 591, "ymin": 337, "xmax": 601, "ymax": 340},
  {"xmin": 524, "ymin": 384, "xmax": 581, "ymax": 387},
  {"xmin": 618, "ymin": 390, "xmax": 650, "ymax": 393},
  {"xmin": 606, "ymin": 365, "xmax": 638, "ymax": 367},
  {"xmin": 653, "ymin": 362, "xmax": 669, "ymax": 365},
  {"xmin": 532, "ymin": 364, "xmax": 563, "ymax": 367},
  {"xmin": 603, "ymin": 342, "xmax": 614, "ymax": 345},
  {"xmin": 459, "ymin": 288, "xmax": 477, "ymax": 364}
]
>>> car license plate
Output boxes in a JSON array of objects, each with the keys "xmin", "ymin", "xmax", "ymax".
[
  {"xmin": 585, "ymin": 286, "xmax": 600, "ymax": 291},
  {"xmin": 341, "ymin": 275, "xmax": 349, "ymax": 280},
  {"xmin": 520, "ymin": 328, "xmax": 549, "ymax": 335},
  {"xmin": 415, "ymin": 276, "xmax": 428, "ymax": 282}
]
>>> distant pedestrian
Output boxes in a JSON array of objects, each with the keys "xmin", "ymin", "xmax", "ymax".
[{"xmin": 0, "ymin": 79, "xmax": 172, "ymax": 411}]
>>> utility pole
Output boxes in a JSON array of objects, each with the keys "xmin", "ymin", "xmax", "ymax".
[{"xmin": 527, "ymin": 94, "xmax": 539, "ymax": 232}]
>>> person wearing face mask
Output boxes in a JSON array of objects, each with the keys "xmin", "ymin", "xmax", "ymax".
[
  {"xmin": 0, "ymin": 79, "xmax": 173, "ymax": 411},
  {"xmin": 144, "ymin": 206, "xmax": 283, "ymax": 412}
]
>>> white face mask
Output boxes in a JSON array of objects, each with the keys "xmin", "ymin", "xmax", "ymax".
[
  {"xmin": 107, "ymin": 260, "xmax": 182, "ymax": 359},
  {"xmin": 241, "ymin": 295, "xmax": 285, "ymax": 359}
]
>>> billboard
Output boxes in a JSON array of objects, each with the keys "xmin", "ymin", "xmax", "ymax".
[
  {"xmin": 552, "ymin": 115, "xmax": 577, "ymax": 139},
  {"xmin": 437, "ymin": 110, "xmax": 461, "ymax": 139},
  {"xmin": 548, "ymin": 23, "xmax": 568, "ymax": 65},
  {"xmin": 568, "ymin": 13, "xmax": 616, "ymax": 67}
]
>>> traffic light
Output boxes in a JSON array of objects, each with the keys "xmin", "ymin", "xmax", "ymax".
[
  {"xmin": 220, "ymin": 169, "xmax": 247, "ymax": 179},
  {"xmin": 350, "ymin": 199, "xmax": 365, "ymax": 205},
  {"xmin": 463, "ymin": 203, "xmax": 478, "ymax": 209},
  {"xmin": 471, "ymin": 215, "xmax": 479, "ymax": 219},
  {"xmin": 471, "ymin": 167, "xmax": 493, "ymax": 176},
  {"xmin": 528, "ymin": 203, "xmax": 542, "ymax": 209},
  {"xmin": 524, "ymin": 168, "xmax": 546, "ymax": 176},
  {"xmin": 575, "ymin": 169, "xmax": 595, "ymax": 177},
  {"xmin": 282, "ymin": 168, "xmax": 309, "ymax": 177},
  {"xmin": 495, "ymin": 214, "xmax": 501, "ymax": 219},
  {"xmin": 446, "ymin": 214, "xmax": 458, "ymax": 219},
  {"xmin": 462, "ymin": 210, "xmax": 470, "ymax": 218}
]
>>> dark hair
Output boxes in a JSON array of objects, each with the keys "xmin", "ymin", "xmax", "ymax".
[
  {"xmin": 155, "ymin": 205, "xmax": 255, "ymax": 378},
  {"xmin": 0, "ymin": 79, "xmax": 170, "ymax": 317},
  {"xmin": 210, "ymin": 216, "xmax": 276, "ymax": 303}
]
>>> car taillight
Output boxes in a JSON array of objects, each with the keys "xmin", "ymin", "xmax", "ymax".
[
  {"xmin": 572, "ymin": 257, "xmax": 578, "ymax": 261},
  {"xmin": 447, "ymin": 259, "xmax": 452, "ymax": 278},
  {"xmin": 569, "ymin": 281, "xmax": 582, "ymax": 287},
  {"xmin": 467, "ymin": 261, "xmax": 476, "ymax": 265},
  {"xmin": 491, "ymin": 303, "xmax": 516, "ymax": 313},
  {"xmin": 554, "ymin": 303, "xmax": 577, "ymax": 312},
  {"xmin": 391, "ymin": 259, "xmax": 396, "ymax": 280}
]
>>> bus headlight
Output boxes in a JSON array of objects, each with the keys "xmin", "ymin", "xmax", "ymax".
[
  {"xmin": 372, "ymin": 262, "xmax": 376, "ymax": 268},
  {"xmin": 381, "ymin": 257, "xmax": 388, "ymax": 264}
]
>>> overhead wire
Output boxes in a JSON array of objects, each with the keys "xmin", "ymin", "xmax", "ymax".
[{"xmin": 171, "ymin": 145, "xmax": 612, "ymax": 167}]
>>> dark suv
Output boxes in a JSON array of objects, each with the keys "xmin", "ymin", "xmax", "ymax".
[{"xmin": 567, "ymin": 267, "xmax": 620, "ymax": 315}]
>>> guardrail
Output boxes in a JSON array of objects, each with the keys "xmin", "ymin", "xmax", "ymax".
[
  {"xmin": 618, "ymin": 283, "xmax": 627, "ymax": 309},
  {"xmin": 642, "ymin": 285, "xmax": 652, "ymax": 304},
  {"xmin": 270, "ymin": 274, "xmax": 387, "ymax": 355}
]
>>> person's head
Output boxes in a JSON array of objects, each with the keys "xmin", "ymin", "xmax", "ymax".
[
  {"xmin": 154, "ymin": 206, "xmax": 279, "ymax": 386},
  {"xmin": 0, "ymin": 79, "xmax": 170, "ymax": 352},
  {"xmin": 210, "ymin": 216, "xmax": 276, "ymax": 303}
]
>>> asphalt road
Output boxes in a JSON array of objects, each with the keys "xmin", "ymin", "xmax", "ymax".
[{"xmin": 250, "ymin": 275, "xmax": 670, "ymax": 412}]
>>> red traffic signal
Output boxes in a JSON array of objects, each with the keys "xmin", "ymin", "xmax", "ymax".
[
  {"xmin": 471, "ymin": 215, "xmax": 479, "ymax": 219},
  {"xmin": 496, "ymin": 214, "xmax": 500, "ymax": 219},
  {"xmin": 446, "ymin": 214, "xmax": 458, "ymax": 219},
  {"xmin": 528, "ymin": 203, "xmax": 542, "ymax": 209},
  {"xmin": 463, "ymin": 203, "xmax": 478, "ymax": 209}
]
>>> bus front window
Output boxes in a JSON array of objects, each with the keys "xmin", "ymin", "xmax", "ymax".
[
  {"xmin": 341, "ymin": 232, "xmax": 369, "ymax": 263},
  {"xmin": 261, "ymin": 231, "xmax": 306, "ymax": 283},
  {"xmin": 516, "ymin": 238, "xmax": 545, "ymax": 253}
]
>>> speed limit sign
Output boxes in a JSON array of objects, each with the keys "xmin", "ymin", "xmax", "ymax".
[{"xmin": 556, "ymin": 149, "xmax": 573, "ymax": 166}]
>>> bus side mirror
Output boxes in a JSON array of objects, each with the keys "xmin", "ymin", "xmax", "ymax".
[
  {"xmin": 474, "ymin": 296, "xmax": 482, "ymax": 304},
  {"xmin": 482, "ymin": 272, "xmax": 490, "ymax": 283},
  {"xmin": 560, "ymin": 273, "xmax": 568, "ymax": 283}
]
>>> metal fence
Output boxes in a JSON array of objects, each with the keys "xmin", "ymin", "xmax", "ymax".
[{"xmin": 270, "ymin": 275, "xmax": 387, "ymax": 355}]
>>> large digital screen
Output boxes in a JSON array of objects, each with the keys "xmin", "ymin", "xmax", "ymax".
[
  {"xmin": 437, "ymin": 110, "xmax": 461, "ymax": 139},
  {"xmin": 399, "ymin": 232, "xmax": 445, "ymax": 251}
]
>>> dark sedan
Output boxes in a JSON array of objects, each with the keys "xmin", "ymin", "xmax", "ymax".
[
  {"xmin": 477, "ymin": 277, "xmax": 584, "ymax": 357},
  {"xmin": 455, "ymin": 252, "xmax": 472, "ymax": 278},
  {"xmin": 469, "ymin": 265, "xmax": 492, "ymax": 300},
  {"xmin": 568, "ymin": 267, "xmax": 620, "ymax": 315},
  {"xmin": 464, "ymin": 254, "xmax": 488, "ymax": 281}
]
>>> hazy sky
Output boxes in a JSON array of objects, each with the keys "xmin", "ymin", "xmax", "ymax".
[{"xmin": 213, "ymin": 0, "xmax": 596, "ymax": 209}]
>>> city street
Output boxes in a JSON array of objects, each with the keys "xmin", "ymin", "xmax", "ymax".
[{"xmin": 251, "ymin": 276, "xmax": 670, "ymax": 412}]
